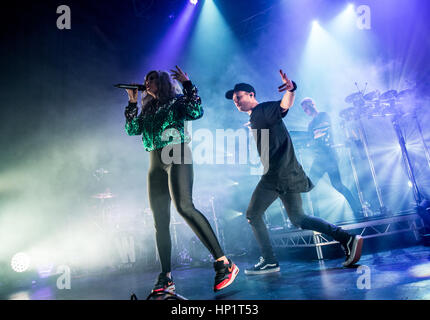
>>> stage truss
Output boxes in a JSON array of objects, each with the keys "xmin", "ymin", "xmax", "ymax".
[{"xmin": 270, "ymin": 212, "xmax": 425, "ymax": 260}]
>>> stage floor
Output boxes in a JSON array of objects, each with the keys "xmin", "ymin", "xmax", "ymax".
[{"xmin": 2, "ymin": 245, "xmax": 430, "ymax": 300}]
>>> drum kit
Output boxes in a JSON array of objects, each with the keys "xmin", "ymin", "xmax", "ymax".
[
  {"xmin": 90, "ymin": 168, "xmax": 117, "ymax": 229},
  {"xmin": 340, "ymin": 86, "xmax": 429, "ymax": 216},
  {"xmin": 340, "ymin": 87, "xmax": 416, "ymax": 121},
  {"xmin": 91, "ymin": 189, "xmax": 119, "ymax": 231},
  {"xmin": 90, "ymin": 169, "xmax": 155, "ymax": 268},
  {"xmin": 291, "ymin": 86, "xmax": 429, "ymax": 218}
]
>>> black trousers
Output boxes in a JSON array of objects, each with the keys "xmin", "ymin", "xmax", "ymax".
[
  {"xmin": 309, "ymin": 153, "xmax": 360, "ymax": 217},
  {"xmin": 246, "ymin": 179, "xmax": 351, "ymax": 262},
  {"xmin": 148, "ymin": 143, "xmax": 224, "ymax": 273}
]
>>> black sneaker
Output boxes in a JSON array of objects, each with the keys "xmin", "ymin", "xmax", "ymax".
[
  {"xmin": 213, "ymin": 259, "xmax": 239, "ymax": 292},
  {"xmin": 152, "ymin": 273, "xmax": 175, "ymax": 293},
  {"xmin": 244, "ymin": 257, "xmax": 280, "ymax": 275},
  {"xmin": 342, "ymin": 235, "xmax": 363, "ymax": 267}
]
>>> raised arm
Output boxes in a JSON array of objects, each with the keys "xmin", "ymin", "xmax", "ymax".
[
  {"xmin": 278, "ymin": 69, "xmax": 297, "ymax": 111},
  {"xmin": 170, "ymin": 65, "xmax": 203, "ymax": 120}
]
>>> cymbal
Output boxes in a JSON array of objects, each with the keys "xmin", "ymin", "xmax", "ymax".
[
  {"xmin": 92, "ymin": 192, "xmax": 115, "ymax": 199},
  {"xmin": 345, "ymin": 91, "xmax": 363, "ymax": 103},
  {"xmin": 94, "ymin": 168, "xmax": 109, "ymax": 174},
  {"xmin": 363, "ymin": 90, "xmax": 379, "ymax": 101},
  {"xmin": 380, "ymin": 89, "xmax": 397, "ymax": 100}
]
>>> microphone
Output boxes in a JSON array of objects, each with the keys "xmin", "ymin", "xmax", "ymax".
[{"xmin": 114, "ymin": 83, "xmax": 146, "ymax": 91}]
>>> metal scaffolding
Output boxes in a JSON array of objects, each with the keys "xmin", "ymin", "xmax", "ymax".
[{"xmin": 270, "ymin": 213, "xmax": 425, "ymax": 260}]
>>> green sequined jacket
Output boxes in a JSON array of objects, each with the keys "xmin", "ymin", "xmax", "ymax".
[{"xmin": 124, "ymin": 81, "xmax": 203, "ymax": 152}]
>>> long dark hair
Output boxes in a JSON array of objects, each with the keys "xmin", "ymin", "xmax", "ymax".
[{"xmin": 141, "ymin": 70, "xmax": 182, "ymax": 109}]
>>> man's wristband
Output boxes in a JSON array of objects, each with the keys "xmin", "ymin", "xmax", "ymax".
[{"xmin": 288, "ymin": 81, "xmax": 297, "ymax": 92}]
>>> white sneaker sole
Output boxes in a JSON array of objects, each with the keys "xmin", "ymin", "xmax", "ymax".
[
  {"xmin": 244, "ymin": 266, "xmax": 280, "ymax": 275},
  {"xmin": 343, "ymin": 235, "xmax": 363, "ymax": 267},
  {"xmin": 152, "ymin": 284, "xmax": 175, "ymax": 294}
]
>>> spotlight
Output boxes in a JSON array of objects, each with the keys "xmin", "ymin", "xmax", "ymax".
[
  {"xmin": 409, "ymin": 262, "xmax": 430, "ymax": 278},
  {"xmin": 227, "ymin": 210, "xmax": 244, "ymax": 219},
  {"xmin": 408, "ymin": 181, "xmax": 413, "ymax": 188},
  {"xmin": 312, "ymin": 20, "xmax": 319, "ymax": 28},
  {"xmin": 347, "ymin": 3, "xmax": 354, "ymax": 11},
  {"xmin": 11, "ymin": 252, "xmax": 31, "ymax": 273},
  {"xmin": 189, "ymin": 0, "xmax": 198, "ymax": 5}
]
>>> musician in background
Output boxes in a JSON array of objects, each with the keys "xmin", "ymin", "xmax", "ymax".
[{"xmin": 301, "ymin": 98, "xmax": 361, "ymax": 218}]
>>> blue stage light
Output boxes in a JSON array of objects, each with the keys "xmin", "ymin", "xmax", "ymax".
[{"xmin": 190, "ymin": 0, "xmax": 198, "ymax": 5}]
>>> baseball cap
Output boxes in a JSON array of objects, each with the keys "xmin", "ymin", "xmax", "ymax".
[{"xmin": 225, "ymin": 83, "xmax": 256, "ymax": 99}]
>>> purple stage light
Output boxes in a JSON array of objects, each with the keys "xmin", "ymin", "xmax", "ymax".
[{"xmin": 144, "ymin": 0, "xmax": 198, "ymax": 70}]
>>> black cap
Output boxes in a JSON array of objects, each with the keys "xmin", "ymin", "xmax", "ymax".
[{"xmin": 225, "ymin": 83, "xmax": 256, "ymax": 99}]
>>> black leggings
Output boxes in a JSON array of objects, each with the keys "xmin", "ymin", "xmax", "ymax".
[
  {"xmin": 148, "ymin": 143, "xmax": 224, "ymax": 273},
  {"xmin": 246, "ymin": 180, "xmax": 351, "ymax": 262}
]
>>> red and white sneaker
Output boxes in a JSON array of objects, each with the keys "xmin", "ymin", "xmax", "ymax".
[
  {"xmin": 151, "ymin": 273, "xmax": 175, "ymax": 293},
  {"xmin": 213, "ymin": 259, "xmax": 239, "ymax": 292}
]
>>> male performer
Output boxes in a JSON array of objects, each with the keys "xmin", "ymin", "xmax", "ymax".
[
  {"xmin": 225, "ymin": 70, "xmax": 363, "ymax": 274},
  {"xmin": 301, "ymin": 98, "xmax": 361, "ymax": 218}
]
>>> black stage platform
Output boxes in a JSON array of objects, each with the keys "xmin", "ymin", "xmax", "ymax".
[{"xmin": 2, "ymin": 245, "xmax": 429, "ymax": 300}]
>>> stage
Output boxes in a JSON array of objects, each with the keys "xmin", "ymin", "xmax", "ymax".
[
  {"xmin": 2, "ymin": 0, "xmax": 430, "ymax": 304},
  {"xmin": 1, "ymin": 243, "xmax": 429, "ymax": 300}
]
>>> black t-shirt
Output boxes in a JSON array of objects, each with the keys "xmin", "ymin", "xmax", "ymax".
[{"xmin": 249, "ymin": 101, "xmax": 313, "ymax": 193}]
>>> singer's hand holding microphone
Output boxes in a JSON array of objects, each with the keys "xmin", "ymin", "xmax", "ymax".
[
  {"xmin": 113, "ymin": 83, "xmax": 145, "ymax": 103},
  {"xmin": 126, "ymin": 83, "xmax": 139, "ymax": 103},
  {"xmin": 115, "ymin": 65, "xmax": 190, "ymax": 104}
]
